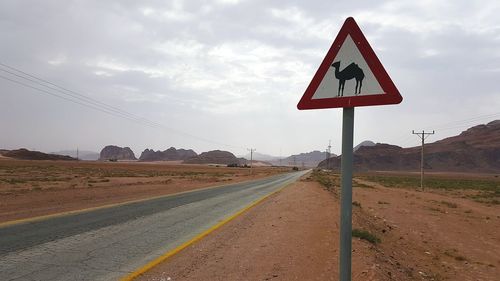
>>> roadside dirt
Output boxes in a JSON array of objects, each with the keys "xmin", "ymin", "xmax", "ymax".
[
  {"xmin": 352, "ymin": 178, "xmax": 500, "ymax": 280},
  {"xmin": 137, "ymin": 174, "xmax": 500, "ymax": 281},
  {"xmin": 0, "ymin": 159, "xmax": 287, "ymax": 223}
]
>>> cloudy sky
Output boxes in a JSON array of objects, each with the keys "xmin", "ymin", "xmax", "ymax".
[{"xmin": 1, "ymin": 0, "xmax": 500, "ymax": 157}]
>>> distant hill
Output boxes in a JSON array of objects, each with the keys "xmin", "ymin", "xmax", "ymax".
[
  {"xmin": 52, "ymin": 150, "xmax": 99, "ymax": 161},
  {"xmin": 354, "ymin": 140, "xmax": 375, "ymax": 152},
  {"xmin": 99, "ymin": 145, "xmax": 137, "ymax": 161},
  {"xmin": 240, "ymin": 152, "xmax": 278, "ymax": 162},
  {"xmin": 139, "ymin": 147, "xmax": 197, "ymax": 161},
  {"xmin": 183, "ymin": 150, "xmax": 241, "ymax": 165},
  {"xmin": 274, "ymin": 150, "xmax": 333, "ymax": 167},
  {"xmin": 0, "ymin": 148, "xmax": 76, "ymax": 161},
  {"xmin": 318, "ymin": 120, "xmax": 500, "ymax": 172},
  {"xmin": 248, "ymin": 160, "xmax": 273, "ymax": 167}
]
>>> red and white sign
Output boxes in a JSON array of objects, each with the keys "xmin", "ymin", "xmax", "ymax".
[{"xmin": 297, "ymin": 17, "xmax": 402, "ymax": 110}]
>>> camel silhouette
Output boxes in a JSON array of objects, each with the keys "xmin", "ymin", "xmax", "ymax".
[{"xmin": 331, "ymin": 61, "xmax": 365, "ymax": 96}]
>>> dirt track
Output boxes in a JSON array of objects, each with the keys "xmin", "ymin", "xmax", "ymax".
[{"xmin": 138, "ymin": 174, "xmax": 500, "ymax": 281}]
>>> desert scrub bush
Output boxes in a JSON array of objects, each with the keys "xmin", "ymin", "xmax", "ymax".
[
  {"xmin": 88, "ymin": 178, "xmax": 110, "ymax": 183},
  {"xmin": 0, "ymin": 178, "xmax": 27, "ymax": 184},
  {"xmin": 311, "ymin": 169, "xmax": 339, "ymax": 190},
  {"xmin": 353, "ymin": 180, "xmax": 374, "ymax": 188},
  {"xmin": 444, "ymin": 249, "xmax": 468, "ymax": 262},
  {"xmin": 361, "ymin": 174, "xmax": 500, "ymax": 205},
  {"xmin": 440, "ymin": 200, "xmax": 458, "ymax": 208},
  {"xmin": 352, "ymin": 229, "xmax": 380, "ymax": 244},
  {"xmin": 360, "ymin": 175, "xmax": 499, "ymax": 192}
]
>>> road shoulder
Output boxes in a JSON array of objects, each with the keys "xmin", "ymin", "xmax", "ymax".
[{"xmin": 137, "ymin": 178, "xmax": 347, "ymax": 280}]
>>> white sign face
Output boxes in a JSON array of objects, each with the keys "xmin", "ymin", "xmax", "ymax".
[
  {"xmin": 312, "ymin": 35, "xmax": 384, "ymax": 99},
  {"xmin": 298, "ymin": 17, "xmax": 402, "ymax": 109}
]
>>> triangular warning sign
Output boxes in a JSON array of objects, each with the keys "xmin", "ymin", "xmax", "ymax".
[{"xmin": 297, "ymin": 17, "xmax": 402, "ymax": 109}]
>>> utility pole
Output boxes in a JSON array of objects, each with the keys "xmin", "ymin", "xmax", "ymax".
[
  {"xmin": 248, "ymin": 148, "xmax": 256, "ymax": 175},
  {"xmin": 76, "ymin": 147, "xmax": 79, "ymax": 161},
  {"xmin": 326, "ymin": 140, "xmax": 332, "ymax": 170},
  {"xmin": 412, "ymin": 130, "xmax": 435, "ymax": 190}
]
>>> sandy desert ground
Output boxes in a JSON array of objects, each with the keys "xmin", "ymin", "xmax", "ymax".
[{"xmin": 0, "ymin": 159, "xmax": 289, "ymax": 223}]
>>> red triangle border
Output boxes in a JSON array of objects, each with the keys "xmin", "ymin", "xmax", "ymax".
[{"xmin": 297, "ymin": 17, "xmax": 402, "ymax": 110}]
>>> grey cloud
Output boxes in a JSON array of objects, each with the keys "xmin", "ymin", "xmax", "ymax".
[{"xmin": 1, "ymin": 0, "xmax": 500, "ymax": 156}]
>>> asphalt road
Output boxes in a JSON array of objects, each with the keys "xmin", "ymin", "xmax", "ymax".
[{"xmin": 0, "ymin": 170, "xmax": 308, "ymax": 281}]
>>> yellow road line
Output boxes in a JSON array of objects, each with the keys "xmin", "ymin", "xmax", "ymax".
[
  {"xmin": 120, "ymin": 180, "xmax": 295, "ymax": 281},
  {"xmin": 0, "ymin": 175, "xmax": 280, "ymax": 228}
]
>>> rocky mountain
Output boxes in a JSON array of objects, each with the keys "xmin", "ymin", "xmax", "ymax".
[
  {"xmin": 139, "ymin": 147, "xmax": 197, "ymax": 161},
  {"xmin": 318, "ymin": 120, "xmax": 500, "ymax": 172},
  {"xmin": 0, "ymin": 148, "xmax": 76, "ymax": 161},
  {"xmin": 183, "ymin": 150, "xmax": 241, "ymax": 165},
  {"xmin": 99, "ymin": 145, "xmax": 137, "ymax": 161},
  {"xmin": 52, "ymin": 150, "xmax": 99, "ymax": 161},
  {"xmin": 354, "ymin": 140, "xmax": 376, "ymax": 152}
]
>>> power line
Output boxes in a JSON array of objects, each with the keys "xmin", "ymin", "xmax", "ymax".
[
  {"xmin": 0, "ymin": 74, "xmax": 136, "ymax": 120},
  {"xmin": 0, "ymin": 64, "xmax": 241, "ymax": 149},
  {"xmin": 0, "ymin": 62, "xmax": 168, "ymax": 127},
  {"xmin": 0, "ymin": 73, "xmax": 184, "ymax": 138},
  {"xmin": 393, "ymin": 111, "xmax": 500, "ymax": 148},
  {"xmin": 429, "ymin": 112, "xmax": 500, "ymax": 131},
  {"xmin": 0, "ymin": 67, "xmax": 147, "ymax": 123},
  {"xmin": 0, "ymin": 62, "xmax": 245, "ymax": 150}
]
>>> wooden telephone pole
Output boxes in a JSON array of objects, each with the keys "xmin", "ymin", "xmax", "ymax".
[
  {"xmin": 412, "ymin": 130, "xmax": 435, "ymax": 190},
  {"xmin": 248, "ymin": 148, "xmax": 256, "ymax": 175},
  {"xmin": 326, "ymin": 140, "xmax": 332, "ymax": 170}
]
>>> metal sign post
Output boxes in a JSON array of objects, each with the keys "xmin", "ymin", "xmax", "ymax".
[
  {"xmin": 339, "ymin": 107, "xmax": 354, "ymax": 281},
  {"xmin": 297, "ymin": 17, "xmax": 402, "ymax": 281}
]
